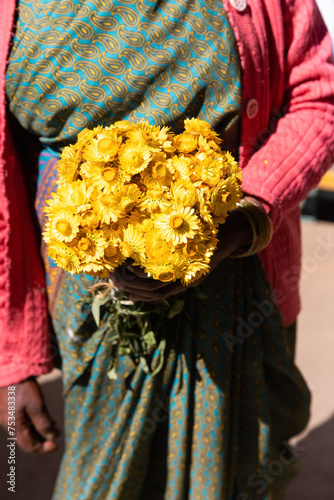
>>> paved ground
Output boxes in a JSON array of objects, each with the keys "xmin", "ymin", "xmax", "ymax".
[
  {"xmin": 285, "ymin": 219, "xmax": 334, "ymax": 500},
  {"xmin": 0, "ymin": 218, "xmax": 333, "ymax": 500}
]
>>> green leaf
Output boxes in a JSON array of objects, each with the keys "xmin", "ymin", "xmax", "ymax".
[
  {"xmin": 92, "ymin": 296, "xmax": 102, "ymax": 326},
  {"xmin": 167, "ymin": 300, "xmax": 185, "ymax": 319},
  {"xmin": 151, "ymin": 339, "xmax": 166, "ymax": 376},
  {"xmin": 139, "ymin": 356, "xmax": 151, "ymax": 374},
  {"xmin": 194, "ymin": 288, "xmax": 208, "ymax": 300},
  {"xmin": 107, "ymin": 366, "xmax": 118, "ymax": 380},
  {"xmin": 142, "ymin": 330, "xmax": 157, "ymax": 347},
  {"xmin": 118, "ymin": 346, "xmax": 132, "ymax": 355}
]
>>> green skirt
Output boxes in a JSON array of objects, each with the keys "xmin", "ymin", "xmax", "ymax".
[{"xmin": 50, "ymin": 255, "xmax": 310, "ymax": 500}]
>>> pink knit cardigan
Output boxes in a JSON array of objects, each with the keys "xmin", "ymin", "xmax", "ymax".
[{"xmin": 1, "ymin": 0, "xmax": 334, "ymax": 386}]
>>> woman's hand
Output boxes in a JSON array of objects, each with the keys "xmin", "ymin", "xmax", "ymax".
[
  {"xmin": 0, "ymin": 377, "xmax": 60, "ymax": 454},
  {"xmin": 109, "ymin": 207, "xmax": 254, "ymax": 301}
]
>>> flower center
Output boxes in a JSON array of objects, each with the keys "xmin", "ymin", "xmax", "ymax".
[
  {"xmin": 122, "ymin": 200, "xmax": 135, "ymax": 212},
  {"xmin": 110, "ymin": 221, "xmax": 120, "ymax": 231},
  {"xmin": 97, "ymin": 137, "xmax": 119, "ymax": 156},
  {"xmin": 78, "ymin": 237, "xmax": 93, "ymax": 252},
  {"xmin": 100, "ymin": 194, "xmax": 114, "ymax": 208},
  {"xmin": 170, "ymin": 215, "xmax": 184, "ymax": 230},
  {"xmin": 152, "ymin": 163, "xmax": 166, "ymax": 179},
  {"xmin": 220, "ymin": 190, "xmax": 232, "ymax": 203},
  {"xmin": 151, "ymin": 189, "xmax": 164, "ymax": 200},
  {"xmin": 184, "ymin": 242, "xmax": 198, "ymax": 257},
  {"xmin": 129, "ymin": 152, "xmax": 142, "ymax": 166},
  {"xmin": 56, "ymin": 253, "xmax": 70, "ymax": 267},
  {"xmin": 120, "ymin": 241, "xmax": 134, "ymax": 258},
  {"xmin": 141, "ymin": 131, "xmax": 152, "ymax": 141},
  {"xmin": 55, "ymin": 219, "xmax": 72, "ymax": 236},
  {"xmin": 157, "ymin": 270, "xmax": 175, "ymax": 282},
  {"xmin": 81, "ymin": 210, "xmax": 99, "ymax": 229},
  {"xmin": 104, "ymin": 245, "xmax": 118, "ymax": 258},
  {"xmin": 102, "ymin": 167, "xmax": 117, "ymax": 182}
]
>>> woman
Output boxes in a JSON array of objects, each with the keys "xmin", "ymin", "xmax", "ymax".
[{"xmin": 0, "ymin": 0, "xmax": 334, "ymax": 498}]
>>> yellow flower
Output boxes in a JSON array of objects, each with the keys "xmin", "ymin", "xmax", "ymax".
[
  {"xmin": 48, "ymin": 241, "xmax": 81, "ymax": 274},
  {"xmin": 113, "ymin": 120, "xmax": 132, "ymax": 133},
  {"xmin": 101, "ymin": 219, "xmax": 126, "ymax": 242},
  {"xmin": 194, "ymin": 157, "xmax": 223, "ymax": 187},
  {"xmin": 153, "ymin": 205, "xmax": 200, "ymax": 245},
  {"xmin": 195, "ymin": 190, "xmax": 214, "ymax": 225},
  {"xmin": 102, "ymin": 244, "xmax": 126, "ymax": 271},
  {"xmin": 167, "ymin": 155, "xmax": 191, "ymax": 179},
  {"xmin": 44, "ymin": 209, "xmax": 80, "ymax": 243},
  {"xmin": 76, "ymin": 126, "xmax": 101, "ymax": 145},
  {"xmin": 197, "ymin": 136, "xmax": 220, "ymax": 156},
  {"xmin": 119, "ymin": 224, "xmax": 146, "ymax": 263},
  {"xmin": 211, "ymin": 177, "xmax": 242, "ymax": 217},
  {"xmin": 225, "ymin": 151, "xmax": 242, "ymax": 184},
  {"xmin": 90, "ymin": 191, "xmax": 121, "ymax": 224},
  {"xmin": 118, "ymin": 140, "xmax": 151, "ymax": 175},
  {"xmin": 173, "ymin": 133, "xmax": 198, "ymax": 153},
  {"xmin": 80, "ymin": 161, "xmax": 130, "ymax": 192},
  {"xmin": 83, "ymin": 130, "xmax": 121, "ymax": 163},
  {"xmin": 181, "ymin": 259, "xmax": 211, "ymax": 285},
  {"xmin": 138, "ymin": 188, "xmax": 171, "ymax": 213},
  {"xmin": 43, "ymin": 193, "xmax": 63, "ymax": 215},
  {"xmin": 140, "ymin": 153, "xmax": 172, "ymax": 189},
  {"xmin": 126, "ymin": 122, "xmax": 170, "ymax": 151},
  {"xmin": 128, "ymin": 212, "xmax": 154, "ymax": 233},
  {"xmin": 170, "ymin": 179, "xmax": 197, "ymax": 207},
  {"xmin": 183, "ymin": 118, "xmax": 222, "ymax": 144},
  {"xmin": 81, "ymin": 262, "xmax": 110, "ymax": 278},
  {"xmin": 181, "ymin": 239, "xmax": 208, "ymax": 259},
  {"xmin": 80, "ymin": 210, "xmax": 100, "ymax": 230},
  {"xmin": 144, "ymin": 232, "xmax": 173, "ymax": 261},
  {"xmin": 198, "ymin": 221, "xmax": 218, "ymax": 243},
  {"xmin": 56, "ymin": 180, "xmax": 93, "ymax": 212},
  {"xmin": 43, "ymin": 119, "xmax": 242, "ymax": 284},
  {"xmin": 74, "ymin": 229, "xmax": 106, "ymax": 262},
  {"xmin": 57, "ymin": 145, "xmax": 82, "ymax": 185},
  {"xmin": 144, "ymin": 254, "xmax": 186, "ymax": 282},
  {"xmin": 111, "ymin": 184, "xmax": 142, "ymax": 215}
]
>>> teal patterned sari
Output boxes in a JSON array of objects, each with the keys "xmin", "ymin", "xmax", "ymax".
[{"xmin": 6, "ymin": 0, "xmax": 310, "ymax": 498}]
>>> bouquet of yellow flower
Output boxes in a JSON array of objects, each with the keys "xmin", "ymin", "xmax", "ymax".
[
  {"xmin": 43, "ymin": 118, "xmax": 242, "ymax": 284},
  {"xmin": 43, "ymin": 118, "xmax": 242, "ymax": 377}
]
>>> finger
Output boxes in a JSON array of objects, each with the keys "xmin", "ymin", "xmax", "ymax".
[
  {"xmin": 16, "ymin": 419, "xmax": 58, "ymax": 454},
  {"xmin": 112, "ymin": 266, "xmax": 138, "ymax": 282},
  {"xmin": 111, "ymin": 274, "xmax": 167, "ymax": 293},
  {"xmin": 129, "ymin": 282, "xmax": 186, "ymax": 301},
  {"xmin": 126, "ymin": 264, "xmax": 151, "ymax": 279},
  {"xmin": 25, "ymin": 398, "xmax": 59, "ymax": 444}
]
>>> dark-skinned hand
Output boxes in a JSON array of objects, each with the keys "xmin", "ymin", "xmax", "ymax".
[
  {"xmin": 0, "ymin": 377, "xmax": 59, "ymax": 454},
  {"xmin": 109, "ymin": 203, "xmax": 255, "ymax": 301}
]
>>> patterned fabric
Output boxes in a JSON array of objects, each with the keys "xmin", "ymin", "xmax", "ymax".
[
  {"xmin": 34, "ymin": 153, "xmax": 311, "ymax": 500},
  {"xmin": 5, "ymin": 0, "xmax": 241, "ymax": 155},
  {"xmin": 51, "ymin": 258, "xmax": 310, "ymax": 500}
]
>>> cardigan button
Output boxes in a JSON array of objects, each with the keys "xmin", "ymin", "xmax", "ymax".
[
  {"xmin": 229, "ymin": 0, "xmax": 247, "ymax": 12},
  {"xmin": 246, "ymin": 98, "xmax": 259, "ymax": 119}
]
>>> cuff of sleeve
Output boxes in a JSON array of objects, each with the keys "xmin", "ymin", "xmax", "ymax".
[
  {"xmin": 0, "ymin": 359, "xmax": 54, "ymax": 388},
  {"xmin": 241, "ymin": 182, "xmax": 283, "ymax": 231}
]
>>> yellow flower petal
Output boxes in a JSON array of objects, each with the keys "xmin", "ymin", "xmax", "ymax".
[
  {"xmin": 118, "ymin": 140, "xmax": 151, "ymax": 175},
  {"xmin": 153, "ymin": 205, "xmax": 200, "ymax": 245}
]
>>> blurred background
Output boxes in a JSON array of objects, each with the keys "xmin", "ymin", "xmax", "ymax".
[{"xmin": 0, "ymin": 1, "xmax": 334, "ymax": 499}]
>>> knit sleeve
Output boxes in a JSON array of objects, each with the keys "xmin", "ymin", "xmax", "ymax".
[
  {"xmin": 240, "ymin": 0, "xmax": 334, "ymax": 230},
  {"xmin": 0, "ymin": 0, "xmax": 53, "ymax": 386}
]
